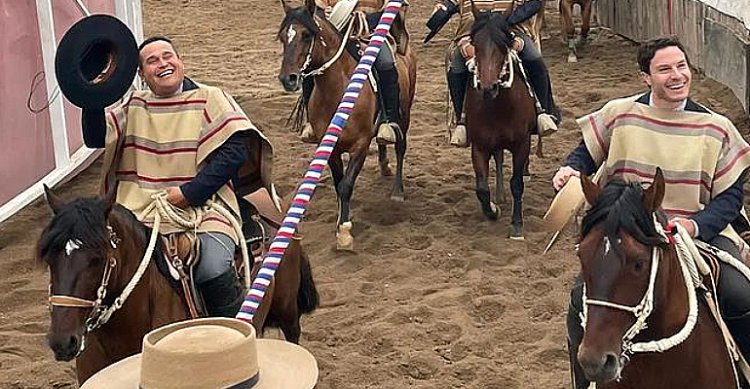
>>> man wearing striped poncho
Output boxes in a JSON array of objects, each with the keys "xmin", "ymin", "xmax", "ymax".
[
  {"xmin": 553, "ymin": 36, "xmax": 750, "ymax": 389},
  {"xmin": 82, "ymin": 36, "xmax": 275, "ymax": 318}
]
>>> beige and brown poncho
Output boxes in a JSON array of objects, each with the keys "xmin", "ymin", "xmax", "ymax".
[
  {"xmin": 579, "ymin": 94, "xmax": 750, "ymax": 246},
  {"xmin": 101, "ymin": 82, "xmax": 273, "ymax": 243}
]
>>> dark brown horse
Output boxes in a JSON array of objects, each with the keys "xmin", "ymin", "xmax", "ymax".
[
  {"xmin": 465, "ymin": 9, "xmax": 537, "ymax": 240},
  {"xmin": 560, "ymin": 0, "xmax": 593, "ymax": 62},
  {"xmin": 277, "ymin": 0, "xmax": 417, "ymax": 250},
  {"xmin": 572, "ymin": 169, "xmax": 737, "ymax": 388},
  {"xmin": 38, "ymin": 187, "xmax": 318, "ymax": 384}
]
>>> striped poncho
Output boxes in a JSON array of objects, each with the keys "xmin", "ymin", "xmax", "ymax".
[
  {"xmin": 579, "ymin": 94, "xmax": 750, "ymax": 246},
  {"xmin": 101, "ymin": 82, "xmax": 272, "ymax": 242}
]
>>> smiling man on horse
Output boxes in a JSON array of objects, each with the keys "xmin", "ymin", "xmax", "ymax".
[
  {"xmin": 430, "ymin": 0, "xmax": 560, "ymax": 147},
  {"xmin": 296, "ymin": 0, "xmax": 408, "ymax": 145},
  {"xmin": 80, "ymin": 36, "xmax": 277, "ymax": 319},
  {"xmin": 553, "ymin": 36, "xmax": 750, "ymax": 388}
]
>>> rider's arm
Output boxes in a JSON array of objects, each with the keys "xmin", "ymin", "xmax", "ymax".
[
  {"xmin": 180, "ymin": 133, "xmax": 250, "ymax": 207},
  {"xmin": 692, "ymin": 176, "xmax": 745, "ymax": 241},
  {"xmin": 81, "ymin": 108, "xmax": 107, "ymax": 148},
  {"xmin": 563, "ymin": 140, "xmax": 597, "ymax": 176},
  {"xmin": 507, "ymin": 0, "xmax": 543, "ymax": 26}
]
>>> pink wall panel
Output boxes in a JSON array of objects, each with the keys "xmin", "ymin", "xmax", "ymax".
[
  {"xmin": 0, "ymin": 2, "xmax": 56, "ymax": 205},
  {"xmin": 54, "ymin": 1, "xmax": 118, "ymax": 156}
]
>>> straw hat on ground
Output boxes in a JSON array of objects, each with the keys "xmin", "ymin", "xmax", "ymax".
[{"xmin": 81, "ymin": 317, "xmax": 318, "ymax": 389}]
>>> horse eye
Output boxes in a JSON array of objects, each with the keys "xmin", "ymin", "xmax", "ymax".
[{"xmin": 634, "ymin": 260, "xmax": 645, "ymax": 272}]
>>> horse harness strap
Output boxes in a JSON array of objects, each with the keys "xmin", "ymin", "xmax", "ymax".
[
  {"xmin": 301, "ymin": 14, "xmax": 378, "ymax": 92},
  {"xmin": 163, "ymin": 233, "xmax": 201, "ymax": 318}
]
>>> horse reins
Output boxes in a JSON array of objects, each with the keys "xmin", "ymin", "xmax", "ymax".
[{"xmin": 300, "ymin": 14, "xmax": 355, "ymax": 78}]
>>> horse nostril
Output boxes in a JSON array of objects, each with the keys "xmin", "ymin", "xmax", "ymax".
[
  {"xmin": 69, "ymin": 335, "xmax": 79, "ymax": 350},
  {"xmin": 603, "ymin": 352, "xmax": 619, "ymax": 371},
  {"xmin": 288, "ymin": 74, "xmax": 299, "ymax": 85}
]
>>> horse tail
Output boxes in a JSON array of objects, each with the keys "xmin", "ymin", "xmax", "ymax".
[{"xmin": 297, "ymin": 249, "xmax": 319, "ymax": 314}]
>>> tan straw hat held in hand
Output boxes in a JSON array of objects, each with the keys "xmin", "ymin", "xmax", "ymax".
[{"xmin": 80, "ymin": 317, "xmax": 318, "ymax": 389}]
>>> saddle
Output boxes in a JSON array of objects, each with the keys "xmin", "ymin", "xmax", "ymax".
[{"xmin": 154, "ymin": 188, "xmax": 287, "ymax": 319}]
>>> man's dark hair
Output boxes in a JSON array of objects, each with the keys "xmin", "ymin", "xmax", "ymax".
[
  {"xmin": 637, "ymin": 36, "xmax": 690, "ymax": 74},
  {"xmin": 138, "ymin": 36, "xmax": 176, "ymax": 53}
]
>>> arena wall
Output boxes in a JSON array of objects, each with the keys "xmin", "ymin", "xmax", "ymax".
[
  {"xmin": 594, "ymin": 0, "xmax": 750, "ymax": 112},
  {"xmin": 0, "ymin": 0, "xmax": 143, "ymax": 224}
]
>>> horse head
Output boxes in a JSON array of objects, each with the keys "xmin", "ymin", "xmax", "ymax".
[
  {"xmin": 38, "ymin": 186, "xmax": 119, "ymax": 361},
  {"xmin": 277, "ymin": 0, "xmax": 324, "ymax": 92},
  {"xmin": 576, "ymin": 168, "xmax": 670, "ymax": 383},
  {"xmin": 469, "ymin": 7, "xmax": 513, "ymax": 99}
]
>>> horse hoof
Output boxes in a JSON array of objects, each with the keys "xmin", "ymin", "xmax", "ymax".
[
  {"xmin": 509, "ymin": 225, "xmax": 524, "ymax": 240},
  {"xmin": 567, "ymin": 53, "xmax": 578, "ymax": 63},
  {"xmin": 483, "ymin": 202, "xmax": 500, "ymax": 220},
  {"xmin": 380, "ymin": 165, "xmax": 394, "ymax": 177},
  {"xmin": 336, "ymin": 222, "xmax": 355, "ymax": 252},
  {"xmin": 390, "ymin": 193, "xmax": 405, "ymax": 202}
]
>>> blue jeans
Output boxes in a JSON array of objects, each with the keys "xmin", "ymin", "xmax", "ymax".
[{"xmin": 193, "ymin": 232, "xmax": 236, "ymax": 284}]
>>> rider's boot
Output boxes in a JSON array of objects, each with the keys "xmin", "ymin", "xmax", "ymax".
[
  {"xmin": 199, "ymin": 269, "xmax": 245, "ymax": 317},
  {"xmin": 525, "ymin": 57, "xmax": 560, "ymax": 136},
  {"xmin": 447, "ymin": 69, "xmax": 469, "ymax": 147},
  {"xmin": 376, "ymin": 67, "xmax": 401, "ymax": 145},
  {"xmin": 568, "ymin": 279, "xmax": 591, "ymax": 389}
]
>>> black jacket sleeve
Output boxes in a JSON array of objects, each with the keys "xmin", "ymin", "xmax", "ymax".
[
  {"xmin": 693, "ymin": 177, "xmax": 746, "ymax": 241},
  {"xmin": 507, "ymin": 0, "xmax": 543, "ymax": 26},
  {"xmin": 179, "ymin": 133, "xmax": 250, "ymax": 206},
  {"xmin": 563, "ymin": 140, "xmax": 597, "ymax": 176}
]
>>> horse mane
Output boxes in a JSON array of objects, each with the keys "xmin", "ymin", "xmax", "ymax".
[
  {"xmin": 580, "ymin": 180, "xmax": 666, "ymax": 247},
  {"xmin": 37, "ymin": 197, "xmax": 147, "ymax": 263},
  {"xmin": 470, "ymin": 11, "xmax": 512, "ymax": 49},
  {"xmin": 278, "ymin": 5, "xmax": 322, "ymax": 39}
]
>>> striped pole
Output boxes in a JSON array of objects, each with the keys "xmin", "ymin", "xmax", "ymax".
[{"xmin": 236, "ymin": 0, "xmax": 404, "ymax": 323}]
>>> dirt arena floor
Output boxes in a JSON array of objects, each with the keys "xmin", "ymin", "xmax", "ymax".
[{"xmin": 2, "ymin": 1, "xmax": 750, "ymax": 388}]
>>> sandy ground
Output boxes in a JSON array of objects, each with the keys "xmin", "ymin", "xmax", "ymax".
[{"xmin": 2, "ymin": 1, "xmax": 749, "ymax": 388}]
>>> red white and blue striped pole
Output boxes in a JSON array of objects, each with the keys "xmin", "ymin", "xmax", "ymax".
[{"xmin": 236, "ymin": 0, "xmax": 404, "ymax": 323}]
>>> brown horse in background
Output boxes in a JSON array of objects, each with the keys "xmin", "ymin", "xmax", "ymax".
[
  {"xmin": 277, "ymin": 0, "xmax": 417, "ymax": 251},
  {"xmin": 464, "ymin": 9, "xmax": 537, "ymax": 240},
  {"xmin": 571, "ymin": 169, "xmax": 737, "ymax": 388},
  {"xmin": 560, "ymin": 0, "xmax": 593, "ymax": 62},
  {"xmin": 38, "ymin": 187, "xmax": 317, "ymax": 384}
]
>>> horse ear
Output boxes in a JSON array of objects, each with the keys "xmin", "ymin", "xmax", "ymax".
[
  {"xmin": 280, "ymin": 0, "xmax": 291, "ymax": 13},
  {"xmin": 43, "ymin": 184, "xmax": 66, "ymax": 214},
  {"xmin": 102, "ymin": 187, "xmax": 117, "ymax": 215},
  {"xmin": 643, "ymin": 167, "xmax": 666, "ymax": 213},
  {"xmin": 580, "ymin": 173, "xmax": 601, "ymax": 206},
  {"xmin": 305, "ymin": 0, "xmax": 316, "ymax": 15}
]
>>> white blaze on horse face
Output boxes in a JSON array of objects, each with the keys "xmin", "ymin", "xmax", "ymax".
[
  {"xmin": 65, "ymin": 239, "xmax": 83, "ymax": 256},
  {"xmin": 287, "ymin": 26, "xmax": 297, "ymax": 44}
]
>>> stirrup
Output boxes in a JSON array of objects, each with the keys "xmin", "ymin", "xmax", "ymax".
[
  {"xmin": 376, "ymin": 122, "xmax": 398, "ymax": 145},
  {"xmin": 450, "ymin": 124, "xmax": 469, "ymax": 147},
  {"xmin": 537, "ymin": 113, "xmax": 558, "ymax": 137}
]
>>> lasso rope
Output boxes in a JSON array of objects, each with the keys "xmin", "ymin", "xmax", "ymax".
[{"xmin": 236, "ymin": 0, "xmax": 404, "ymax": 323}]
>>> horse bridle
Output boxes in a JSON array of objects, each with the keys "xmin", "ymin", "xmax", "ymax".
[
  {"xmin": 472, "ymin": 49, "xmax": 516, "ymax": 90},
  {"xmin": 297, "ymin": 11, "xmax": 354, "ymax": 79},
  {"xmin": 47, "ymin": 225, "xmax": 122, "ymax": 356},
  {"xmin": 580, "ymin": 217, "xmax": 702, "ymax": 380}
]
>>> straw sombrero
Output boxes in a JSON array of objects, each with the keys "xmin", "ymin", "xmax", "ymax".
[
  {"xmin": 543, "ymin": 175, "xmax": 586, "ymax": 233},
  {"xmin": 80, "ymin": 318, "xmax": 318, "ymax": 389}
]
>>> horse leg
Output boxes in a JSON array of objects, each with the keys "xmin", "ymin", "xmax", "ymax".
[
  {"xmin": 493, "ymin": 149, "xmax": 506, "ymax": 205},
  {"xmin": 509, "ymin": 143, "xmax": 530, "ymax": 240},
  {"xmin": 390, "ymin": 133, "xmax": 407, "ymax": 202},
  {"xmin": 580, "ymin": 0, "xmax": 593, "ymax": 43},
  {"xmin": 560, "ymin": 0, "xmax": 578, "ymax": 63},
  {"xmin": 472, "ymin": 145, "xmax": 498, "ymax": 220},
  {"xmin": 336, "ymin": 144, "xmax": 367, "ymax": 251},
  {"xmin": 377, "ymin": 144, "xmax": 393, "ymax": 177}
]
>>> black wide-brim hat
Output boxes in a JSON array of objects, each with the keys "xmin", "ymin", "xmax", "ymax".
[{"xmin": 55, "ymin": 14, "xmax": 138, "ymax": 109}]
